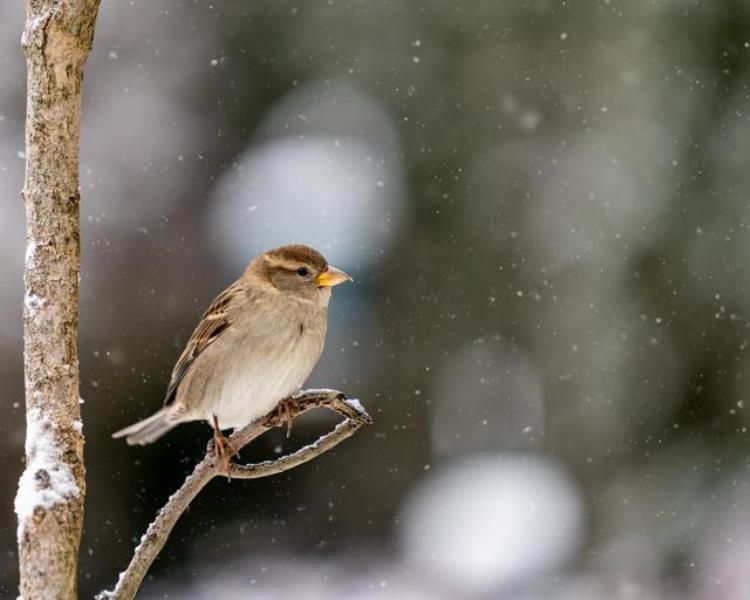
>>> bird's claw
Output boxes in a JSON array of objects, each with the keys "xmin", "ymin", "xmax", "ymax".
[
  {"xmin": 269, "ymin": 397, "xmax": 296, "ymax": 438},
  {"xmin": 212, "ymin": 415, "xmax": 239, "ymax": 476}
]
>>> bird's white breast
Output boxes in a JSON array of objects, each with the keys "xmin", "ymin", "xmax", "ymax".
[{"xmin": 183, "ymin": 296, "xmax": 327, "ymax": 430}]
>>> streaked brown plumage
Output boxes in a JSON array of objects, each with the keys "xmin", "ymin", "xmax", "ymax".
[{"xmin": 112, "ymin": 244, "xmax": 351, "ymax": 447}]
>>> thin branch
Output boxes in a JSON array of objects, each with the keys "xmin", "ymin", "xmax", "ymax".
[
  {"xmin": 228, "ymin": 418, "xmax": 363, "ymax": 479},
  {"xmin": 97, "ymin": 389, "xmax": 371, "ymax": 600}
]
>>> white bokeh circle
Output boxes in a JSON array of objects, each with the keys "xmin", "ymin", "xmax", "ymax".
[{"xmin": 400, "ymin": 454, "xmax": 583, "ymax": 593}]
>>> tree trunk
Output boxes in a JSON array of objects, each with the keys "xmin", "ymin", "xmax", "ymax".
[{"xmin": 15, "ymin": 1, "xmax": 100, "ymax": 598}]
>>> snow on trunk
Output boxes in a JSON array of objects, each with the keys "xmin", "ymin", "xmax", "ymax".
[{"xmin": 15, "ymin": 406, "xmax": 82, "ymax": 538}]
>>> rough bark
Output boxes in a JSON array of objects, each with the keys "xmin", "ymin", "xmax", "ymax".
[
  {"xmin": 16, "ymin": 1, "xmax": 100, "ymax": 598},
  {"xmin": 97, "ymin": 390, "xmax": 371, "ymax": 600}
]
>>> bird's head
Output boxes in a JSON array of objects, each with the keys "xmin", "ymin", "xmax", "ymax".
[{"xmin": 250, "ymin": 244, "xmax": 351, "ymax": 304}]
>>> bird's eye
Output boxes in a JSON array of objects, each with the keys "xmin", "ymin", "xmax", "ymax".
[{"xmin": 296, "ymin": 267, "xmax": 309, "ymax": 277}]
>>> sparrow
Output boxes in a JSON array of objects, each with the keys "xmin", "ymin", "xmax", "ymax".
[{"xmin": 112, "ymin": 244, "xmax": 351, "ymax": 459}]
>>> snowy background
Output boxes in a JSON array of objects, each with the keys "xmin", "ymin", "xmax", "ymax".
[{"xmin": 2, "ymin": 1, "xmax": 750, "ymax": 598}]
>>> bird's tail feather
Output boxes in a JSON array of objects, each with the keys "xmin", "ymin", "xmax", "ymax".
[{"xmin": 112, "ymin": 407, "xmax": 181, "ymax": 445}]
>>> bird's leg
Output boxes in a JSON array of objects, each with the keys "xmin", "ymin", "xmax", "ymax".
[
  {"xmin": 212, "ymin": 415, "xmax": 239, "ymax": 475},
  {"xmin": 270, "ymin": 397, "xmax": 296, "ymax": 438}
]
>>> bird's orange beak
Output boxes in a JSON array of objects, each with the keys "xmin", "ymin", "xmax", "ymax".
[{"xmin": 316, "ymin": 265, "xmax": 352, "ymax": 287}]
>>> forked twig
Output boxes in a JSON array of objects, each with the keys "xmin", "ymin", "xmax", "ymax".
[{"xmin": 97, "ymin": 389, "xmax": 371, "ymax": 600}]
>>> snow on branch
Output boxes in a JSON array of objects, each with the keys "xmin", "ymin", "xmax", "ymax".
[{"xmin": 96, "ymin": 389, "xmax": 371, "ymax": 600}]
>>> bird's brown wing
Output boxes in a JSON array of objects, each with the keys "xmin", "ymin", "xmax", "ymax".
[{"xmin": 163, "ymin": 281, "xmax": 243, "ymax": 406}]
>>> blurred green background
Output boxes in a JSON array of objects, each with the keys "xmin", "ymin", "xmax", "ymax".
[{"xmin": 2, "ymin": 1, "xmax": 750, "ymax": 598}]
